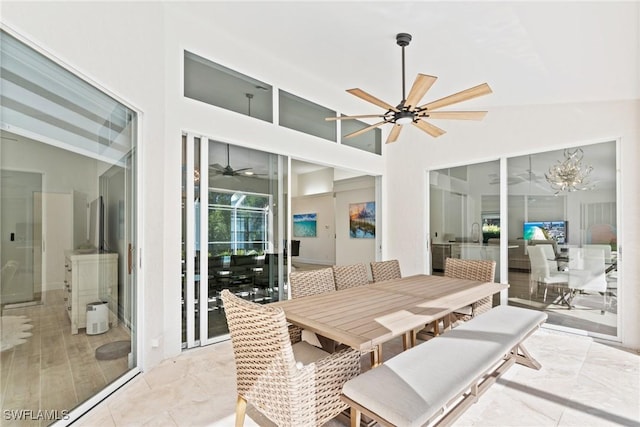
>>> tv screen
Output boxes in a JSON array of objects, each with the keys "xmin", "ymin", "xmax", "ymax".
[{"xmin": 523, "ymin": 220, "xmax": 567, "ymax": 244}]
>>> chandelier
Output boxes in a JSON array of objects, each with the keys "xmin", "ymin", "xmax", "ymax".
[{"xmin": 545, "ymin": 148, "xmax": 594, "ymax": 195}]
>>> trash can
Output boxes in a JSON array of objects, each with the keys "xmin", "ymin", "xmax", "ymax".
[{"xmin": 86, "ymin": 301, "xmax": 109, "ymax": 335}]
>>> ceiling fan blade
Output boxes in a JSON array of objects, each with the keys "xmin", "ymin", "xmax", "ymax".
[
  {"xmin": 232, "ymin": 168, "xmax": 252, "ymax": 174},
  {"xmin": 405, "ymin": 74, "xmax": 437, "ymax": 110},
  {"xmin": 419, "ymin": 83, "xmax": 492, "ymax": 111},
  {"xmin": 346, "ymin": 88, "xmax": 400, "ymax": 112},
  {"xmin": 344, "ymin": 121, "xmax": 387, "ymax": 139},
  {"xmin": 325, "ymin": 114, "xmax": 386, "ymax": 121},
  {"xmin": 419, "ymin": 111, "xmax": 488, "ymax": 120},
  {"xmin": 413, "ymin": 119, "xmax": 446, "ymax": 138},
  {"xmin": 386, "ymin": 124, "xmax": 403, "ymax": 144},
  {"xmin": 209, "ymin": 163, "xmax": 225, "ymax": 171}
]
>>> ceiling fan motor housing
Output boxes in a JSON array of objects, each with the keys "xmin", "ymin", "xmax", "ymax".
[{"xmin": 396, "ymin": 33, "xmax": 412, "ymax": 47}]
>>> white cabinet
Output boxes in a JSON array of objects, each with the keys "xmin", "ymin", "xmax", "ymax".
[{"xmin": 64, "ymin": 251, "xmax": 118, "ymax": 334}]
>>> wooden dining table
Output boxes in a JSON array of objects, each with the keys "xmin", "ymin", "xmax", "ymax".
[{"xmin": 271, "ymin": 274, "xmax": 508, "ymax": 364}]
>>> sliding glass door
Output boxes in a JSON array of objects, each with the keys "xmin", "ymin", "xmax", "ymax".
[
  {"xmin": 429, "ymin": 160, "xmax": 502, "ymax": 283},
  {"xmin": 506, "ymin": 141, "xmax": 618, "ymax": 337},
  {"xmin": 181, "ymin": 135, "xmax": 288, "ymax": 347},
  {"xmin": 429, "ymin": 140, "xmax": 619, "ymax": 339},
  {"xmin": 1, "ymin": 29, "xmax": 139, "ymax": 424}
]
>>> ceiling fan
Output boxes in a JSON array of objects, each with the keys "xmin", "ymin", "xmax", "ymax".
[
  {"xmin": 210, "ymin": 144, "xmax": 254, "ymax": 177},
  {"xmin": 327, "ymin": 33, "xmax": 492, "ymax": 143}
]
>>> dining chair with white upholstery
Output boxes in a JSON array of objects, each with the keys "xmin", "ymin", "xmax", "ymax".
[
  {"xmin": 332, "ymin": 263, "xmax": 370, "ymax": 290},
  {"xmin": 568, "ymin": 247, "xmax": 608, "ymax": 313},
  {"xmin": 221, "ymin": 289, "xmax": 361, "ymax": 427},
  {"xmin": 534, "ymin": 243, "xmax": 560, "ymax": 272},
  {"xmin": 583, "ymin": 244, "xmax": 613, "ymax": 264},
  {"xmin": 528, "ymin": 245, "xmax": 569, "ymax": 305},
  {"xmin": 370, "ymin": 259, "xmax": 402, "ymax": 282}
]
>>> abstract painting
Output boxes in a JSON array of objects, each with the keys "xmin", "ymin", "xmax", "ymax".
[{"xmin": 349, "ymin": 202, "xmax": 375, "ymax": 238}]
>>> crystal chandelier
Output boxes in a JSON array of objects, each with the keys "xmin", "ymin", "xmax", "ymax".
[{"xmin": 545, "ymin": 148, "xmax": 594, "ymax": 195}]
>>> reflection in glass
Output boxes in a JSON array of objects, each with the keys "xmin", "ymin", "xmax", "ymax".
[
  {"xmin": 1, "ymin": 29, "xmax": 137, "ymax": 420},
  {"xmin": 182, "ymin": 137, "xmax": 288, "ymax": 346},
  {"xmin": 507, "ymin": 141, "xmax": 617, "ymax": 337}
]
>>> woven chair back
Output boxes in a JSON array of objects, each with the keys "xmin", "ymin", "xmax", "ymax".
[
  {"xmin": 220, "ymin": 290, "xmax": 315, "ymax": 426},
  {"xmin": 444, "ymin": 258, "xmax": 496, "ymax": 316},
  {"xmin": 370, "ymin": 259, "xmax": 402, "ymax": 282},
  {"xmin": 332, "ymin": 263, "xmax": 369, "ymax": 290},
  {"xmin": 290, "ymin": 268, "xmax": 336, "ymax": 298}
]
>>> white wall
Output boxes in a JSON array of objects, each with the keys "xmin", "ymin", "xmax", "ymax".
[
  {"xmin": 296, "ymin": 167, "xmax": 333, "ymax": 196},
  {"xmin": 335, "ymin": 177, "xmax": 376, "ymax": 270},
  {"xmin": 291, "ymin": 193, "xmax": 335, "ymax": 265}
]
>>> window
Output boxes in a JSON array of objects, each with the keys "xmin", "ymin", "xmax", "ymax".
[
  {"xmin": 184, "ymin": 51, "xmax": 273, "ymax": 122},
  {"xmin": 279, "ymin": 89, "xmax": 337, "ymax": 141},
  {"xmin": 208, "ymin": 190, "xmax": 271, "ymax": 256},
  {"xmin": 341, "ymin": 117, "xmax": 382, "ymax": 155}
]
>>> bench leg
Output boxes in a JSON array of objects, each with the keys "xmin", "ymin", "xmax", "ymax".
[
  {"xmin": 402, "ymin": 331, "xmax": 417, "ymax": 350},
  {"xmin": 370, "ymin": 345, "xmax": 382, "ymax": 367},
  {"xmin": 512, "ymin": 343, "xmax": 542, "ymax": 370},
  {"xmin": 349, "ymin": 407, "xmax": 361, "ymax": 427}
]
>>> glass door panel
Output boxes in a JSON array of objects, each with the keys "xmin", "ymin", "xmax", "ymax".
[
  {"xmin": 506, "ymin": 141, "xmax": 618, "ymax": 338},
  {"xmin": 429, "ymin": 161, "xmax": 501, "ymax": 282},
  {"xmin": 181, "ymin": 135, "xmax": 288, "ymax": 347},
  {"xmin": 1, "ymin": 28, "xmax": 138, "ymax": 423}
]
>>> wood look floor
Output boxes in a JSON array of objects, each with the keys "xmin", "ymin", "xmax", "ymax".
[{"xmin": 1, "ymin": 290, "xmax": 131, "ymax": 427}]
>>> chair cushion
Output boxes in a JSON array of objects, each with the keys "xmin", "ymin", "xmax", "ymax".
[
  {"xmin": 301, "ymin": 329, "xmax": 323, "ymax": 348},
  {"xmin": 292, "ymin": 340, "xmax": 330, "ymax": 365},
  {"xmin": 453, "ymin": 305, "xmax": 472, "ymax": 316}
]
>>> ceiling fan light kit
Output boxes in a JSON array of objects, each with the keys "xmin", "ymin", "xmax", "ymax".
[{"xmin": 328, "ymin": 32, "xmax": 492, "ymax": 143}]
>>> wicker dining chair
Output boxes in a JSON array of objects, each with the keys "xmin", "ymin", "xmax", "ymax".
[
  {"xmin": 289, "ymin": 267, "xmax": 336, "ymax": 298},
  {"xmin": 221, "ymin": 290, "xmax": 361, "ymax": 427},
  {"xmin": 370, "ymin": 259, "xmax": 402, "ymax": 282},
  {"xmin": 332, "ymin": 263, "xmax": 370, "ymax": 290},
  {"xmin": 289, "ymin": 268, "xmax": 338, "ymax": 352},
  {"xmin": 419, "ymin": 258, "xmax": 496, "ymax": 338},
  {"xmin": 445, "ymin": 258, "xmax": 496, "ymax": 319}
]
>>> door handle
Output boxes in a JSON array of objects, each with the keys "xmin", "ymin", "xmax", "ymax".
[{"xmin": 128, "ymin": 243, "xmax": 133, "ymax": 275}]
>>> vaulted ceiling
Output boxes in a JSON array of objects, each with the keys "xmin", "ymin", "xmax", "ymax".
[
  {"xmin": 198, "ymin": 1, "xmax": 638, "ymax": 113},
  {"xmin": 197, "ymin": 1, "xmax": 636, "ymax": 185}
]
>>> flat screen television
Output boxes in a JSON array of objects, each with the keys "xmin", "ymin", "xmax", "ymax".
[{"xmin": 523, "ymin": 220, "xmax": 567, "ymax": 244}]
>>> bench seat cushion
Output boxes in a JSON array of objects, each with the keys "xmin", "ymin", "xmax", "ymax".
[{"xmin": 342, "ymin": 306, "xmax": 547, "ymax": 427}]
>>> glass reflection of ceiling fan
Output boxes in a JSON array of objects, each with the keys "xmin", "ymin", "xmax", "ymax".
[
  {"xmin": 489, "ymin": 156, "xmax": 546, "ymax": 189},
  {"xmin": 326, "ymin": 33, "xmax": 492, "ymax": 144},
  {"xmin": 209, "ymin": 144, "xmax": 255, "ymax": 177}
]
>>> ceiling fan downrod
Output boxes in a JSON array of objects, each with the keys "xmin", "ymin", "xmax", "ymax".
[{"xmin": 396, "ymin": 33, "xmax": 412, "ymax": 104}]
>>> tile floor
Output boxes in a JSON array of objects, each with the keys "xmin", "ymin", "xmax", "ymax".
[
  {"xmin": 76, "ymin": 328, "xmax": 640, "ymax": 427},
  {"xmin": 1, "ymin": 290, "xmax": 130, "ymax": 427}
]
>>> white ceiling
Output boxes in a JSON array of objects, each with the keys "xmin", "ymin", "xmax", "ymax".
[
  {"xmin": 197, "ymin": 1, "xmax": 635, "ymax": 184},
  {"xmin": 198, "ymin": 1, "xmax": 638, "ymax": 112}
]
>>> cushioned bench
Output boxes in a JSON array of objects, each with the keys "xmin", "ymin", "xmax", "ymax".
[{"xmin": 341, "ymin": 306, "xmax": 547, "ymax": 427}]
